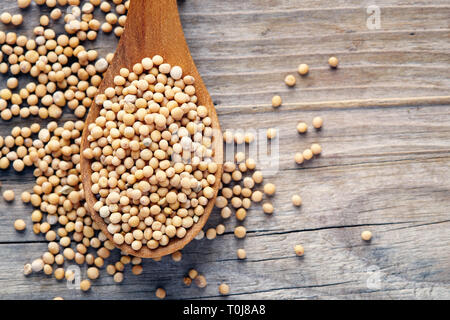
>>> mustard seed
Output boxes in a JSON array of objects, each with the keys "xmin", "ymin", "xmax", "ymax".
[
  {"xmin": 361, "ymin": 230, "xmax": 372, "ymax": 241},
  {"xmin": 234, "ymin": 226, "xmax": 246, "ymax": 239},
  {"xmin": 298, "ymin": 64, "xmax": 309, "ymax": 75},
  {"xmin": 80, "ymin": 279, "xmax": 91, "ymax": 291},
  {"xmin": 155, "ymin": 288, "xmax": 166, "ymax": 299},
  {"xmin": 263, "ymin": 183, "xmax": 276, "ymax": 196},
  {"xmin": 195, "ymin": 275, "xmax": 207, "ymax": 288},
  {"xmin": 271, "ymin": 95, "xmax": 282, "ymax": 108},
  {"xmin": 302, "ymin": 149, "xmax": 313, "ymax": 161},
  {"xmin": 3, "ymin": 190, "xmax": 15, "ymax": 201},
  {"xmin": 188, "ymin": 269, "xmax": 198, "ymax": 279},
  {"xmin": 312, "ymin": 116, "xmax": 323, "ymax": 129},
  {"xmin": 328, "ymin": 56, "xmax": 339, "ymax": 68},
  {"xmin": 296, "ymin": 122, "xmax": 308, "ymax": 133},
  {"xmin": 284, "ymin": 74, "xmax": 296, "ymax": 87},
  {"xmin": 219, "ymin": 283, "xmax": 230, "ymax": 295},
  {"xmin": 294, "ymin": 152, "xmax": 304, "ymax": 164},
  {"xmin": 14, "ymin": 219, "xmax": 26, "ymax": 231},
  {"xmin": 311, "ymin": 143, "xmax": 322, "ymax": 155},
  {"xmin": 292, "ymin": 195, "xmax": 302, "ymax": 206},
  {"xmin": 262, "ymin": 202, "xmax": 274, "ymax": 214},
  {"xmin": 294, "ymin": 244, "xmax": 304, "ymax": 256},
  {"xmin": 237, "ymin": 248, "xmax": 246, "ymax": 259}
]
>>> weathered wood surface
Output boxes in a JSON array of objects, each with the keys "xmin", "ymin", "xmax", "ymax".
[{"xmin": 0, "ymin": 0, "xmax": 449, "ymax": 299}]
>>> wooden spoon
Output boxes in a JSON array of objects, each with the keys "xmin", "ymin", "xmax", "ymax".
[{"xmin": 80, "ymin": 0, "xmax": 223, "ymax": 258}]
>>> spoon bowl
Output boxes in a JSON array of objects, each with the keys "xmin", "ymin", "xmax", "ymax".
[{"xmin": 80, "ymin": 0, "xmax": 223, "ymax": 258}]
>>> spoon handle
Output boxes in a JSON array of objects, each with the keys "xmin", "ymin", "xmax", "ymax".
[{"xmin": 109, "ymin": 0, "xmax": 192, "ymax": 77}]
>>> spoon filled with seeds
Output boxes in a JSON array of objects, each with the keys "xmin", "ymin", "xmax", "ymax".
[{"xmin": 80, "ymin": 0, "xmax": 223, "ymax": 258}]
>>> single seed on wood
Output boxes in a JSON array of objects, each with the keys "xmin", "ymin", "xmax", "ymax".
[
  {"xmin": 361, "ymin": 230, "xmax": 372, "ymax": 241},
  {"xmin": 302, "ymin": 149, "xmax": 313, "ymax": 160},
  {"xmin": 311, "ymin": 143, "xmax": 322, "ymax": 155},
  {"xmin": 234, "ymin": 226, "xmax": 246, "ymax": 239},
  {"xmin": 14, "ymin": 219, "xmax": 26, "ymax": 231},
  {"xmin": 296, "ymin": 122, "xmax": 308, "ymax": 133},
  {"xmin": 262, "ymin": 202, "xmax": 274, "ymax": 214},
  {"xmin": 155, "ymin": 287, "xmax": 166, "ymax": 299},
  {"xmin": 272, "ymin": 95, "xmax": 282, "ymax": 108},
  {"xmin": 312, "ymin": 116, "xmax": 323, "ymax": 129},
  {"xmin": 195, "ymin": 275, "xmax": 207, "ymax": 288},
  {"xmin": 284, "ymin": 74, "xmax": 296, "ymax": 87},
  {"xmin": 294, "ymin": 244, "xmax": 304, "ymax": 256},
  {"xmin": 263, "ymin": 183, "xmax": 276, "ymax": 196},
  {"xmin": 294, "ymin": 152, "xmax": 304, "ymax": 164},
  {"xmin": 237, "ymin": 248, "xmax": 247, "ymax": 259},
  {"xmin": 328, "ymin": 56, "xmax": 339, "ymax": 68},
  {"xmin": 298, "ymin": 64, "xmax": 309, "ymax": 75},
  {"xmin": 292, "ymin": 195, "xmax": 302, "ymax": 206},
  {"xmin": 219, "ymin": 283, "xmax": 230, "ymax": 295},
  {"xmin": 80, "ymin": 279, "xmax": 91, "ymax": 291}
]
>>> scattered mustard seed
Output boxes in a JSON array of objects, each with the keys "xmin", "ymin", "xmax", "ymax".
[
  {"xmin": 302, "ymin": 149, "xmax": 313, "ymax": 161},
  {"xmin": 310, "ymin": 143, "xmax": 322, "ymax": 155},
  {"xmin": 237, "ymin": 248, "xmax": 247, "ymax": 260},
  {"xmin": 263, "ymin": 183, "xmax": 276, "ymax": 196},
  {"xmin": 361, "ymin": 230, "xmax": 372, "ymax": 241},
  {"xmin": 328, "ymin": 56, "xmax": 339, "ymax": 68},
  {"xmin": 284, "ymin": 74, "xmax": 296, "ymax": 87},
  {"xmin": 312, "ymin": 116, "xmax": 323, "ymax": 129},
  {"xmin": 3, "ymin": 190, "xmax": 15, "ymax": 202},
  {"xmin": 296, "ymin": 122, "xmax": 308, "ymax": 133},
  {"xmin": 155, "ymin": 287, "xmax": 166, "ymax": 299},
  {"xmin": 195, "ymin": 275, "xmax": 207, "ymax": 288},
  {"xmin": 292, "ymin": 195, "xmax": 302, "ymax": 206},
  {"xmin": 80, "ymin": 279, "xmax": 91, "ymax": 291},
  {"xmin": 14, "ymin": 219, "xmax": 26, "ymax": 231},
  {"xmin": 219, "ymin": 283, "xmax": 230, "ymax": 295},
  {"xmin": 234, "ymin": 226, "xmax": 247, "ymax": 239},
  {"xmin": 294, "ymin": 244, "xmax": 304, "ymax": 256},
  {"xmin": 271, "ymin": 95, "xmax": 282, "ymax": 108},
  {"xmin": 298, "ymin": 63, "xmax": 309, "ymax": 75}
]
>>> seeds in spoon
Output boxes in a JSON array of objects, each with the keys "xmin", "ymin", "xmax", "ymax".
[{"xmin": 85, "ymin": 56, "xmax": 217, "ymax": 251}]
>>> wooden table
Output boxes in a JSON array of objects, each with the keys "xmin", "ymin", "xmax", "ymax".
[{"xmin": 0, "ymin": 0, "xmax": 449, "ymax": 299}]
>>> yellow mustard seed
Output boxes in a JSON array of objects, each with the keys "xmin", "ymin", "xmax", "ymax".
[
  {"xmin": 271, "ymin": 95, "xmax": 282, "ymax": 108},
  {"xmin": 311, "ymin": 143, "xmax": 322, "ymax": 155},
  {"xmin": 294, "ymin": 244, "xmax": 304, "ymax": 256},
  {"xmin": 234, "ymin": 226, "xmax": 246, "ymax": 239},
  {"xmin": 302, "ymin": 149, "xmax": 313, "ymax": 161},
  {"xmin": 328, "ymin": 56, "xmax": 339, "ymax": 68},
  {"xmin": 361, "ymin": 230, "xmax": 372, "ymax": 241},
  {"xmin": 219, "ymin": 283, "xmax": 230, "ymax": 295},
  {"xmin": 312, "ymin": 116, "xmax": 323, "ymax": 129},
  {"xmin": 237, "ymin": 248, "xmax": 247, "ymax": 259},
  {"xmin": 296, "ymin": 122, "xmax": 308, "ymax": 133},
  {"xmin": 14, "ymin": 219, "xmax": 26, "ymax": 231},
  {"xmin": 284, "ymin": 74, "xmax": 296, "ymax": 87},
  {"xmin": 292, "ymin": 195, "xmax": 302, "ymax": 206},
  {"xmin": 298, "ymin": 63, "xmax": 309, "ymax": 75},
  {"xmin": 263, "ymin": 183, "xmax": 276, "ymax": 196}
]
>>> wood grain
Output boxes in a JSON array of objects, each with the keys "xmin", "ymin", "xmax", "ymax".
[{"xmin": 0, "ymin": 0, "xmax": 449, "ymax": 299}]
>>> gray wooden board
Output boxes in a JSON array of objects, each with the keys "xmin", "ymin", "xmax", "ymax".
[{"xmin": 0, "ymin": 0, "xmax": 449, "ymax": 299}]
